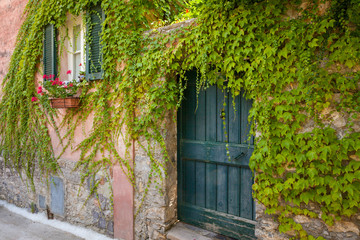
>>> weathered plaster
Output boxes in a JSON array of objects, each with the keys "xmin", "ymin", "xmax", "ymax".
[{"xmin": 0, "ymin": 0, "xmax": 27, "ymax": 84}]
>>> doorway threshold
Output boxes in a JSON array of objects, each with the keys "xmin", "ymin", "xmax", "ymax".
[{"xmin": 166, "ymin": 222, "xmax": 237, "ymax": 240}]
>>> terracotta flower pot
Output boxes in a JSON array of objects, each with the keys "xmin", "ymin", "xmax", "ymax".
[{"xmin": 50, "ymin": 97, "xmax": 80, "ymax": 108}]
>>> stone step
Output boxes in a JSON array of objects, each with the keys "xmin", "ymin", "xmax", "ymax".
[{"xmin": 166, "ymin": 222, "xmax": 236, "ymax": 240}]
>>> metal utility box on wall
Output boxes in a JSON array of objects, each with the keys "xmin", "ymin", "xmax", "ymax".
[{"xmin": 50, "ymin": 176, "xmax": 65, "ymax": 216}]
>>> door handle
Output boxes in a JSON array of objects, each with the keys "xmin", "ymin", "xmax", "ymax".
[{"xmin": 232, "ymin": 152, "xmax": 246, "ymax": 161}]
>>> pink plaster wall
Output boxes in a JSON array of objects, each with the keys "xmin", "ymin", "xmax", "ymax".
[
  {"xmin": 0, "ymin": 1, "xmax": 135, "ymax": 239},
  {"xmin": 113, "ymin": 131, "xmax": 134, "ymax": 240},
  {"xmin": 114, "ymin": 164, "xmax": 134, "ymax": 240},
  {"xmin": 47, "ymin": 109, "xmax": 93, "ymax": 160},
  {"xmin": 0, "ymin": 0, "xmax": 27, "ymax": 84}
]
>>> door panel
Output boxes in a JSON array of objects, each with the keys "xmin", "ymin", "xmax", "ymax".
[{"xmin": 178, "ymin": 71, "xmax": 256, "ymax": 239}]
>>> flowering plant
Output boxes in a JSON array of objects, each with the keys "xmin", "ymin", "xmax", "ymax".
[{"xmin": 39, "ymin": 70, "xmax": 86, "ymax": 98}]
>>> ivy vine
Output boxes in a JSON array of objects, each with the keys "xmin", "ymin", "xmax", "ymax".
[{"xmin": 0, "ymin": 0, "xmax": 359, "ymax": 239}]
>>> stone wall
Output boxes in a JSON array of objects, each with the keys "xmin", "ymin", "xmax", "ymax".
[
  {"xmin": 256, "ymin": 202, "xmax": 360, "ymax": 240},
  {"xmin": 134, "ymin": 110, "xmax": 178, "ymax": 240},
  {"xmin": 255, "ymin": 91, "xmax": 360, "ymax": 240},
  {"xmin": 134, "ymin": 18, "xmax": 360, "ymax": 239},
  {"xmin": 0, "ymin": 157, "xmax": 114, "ymax": 237},
  {"xmin": 133, "ymin": 20, "xmax": 195, "ymax": 240},
  {"xmin": 253, "ymin": 3, "xmax": 360, "ymax": 237}
]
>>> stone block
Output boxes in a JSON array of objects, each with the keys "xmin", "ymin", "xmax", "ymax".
[
  {"xmin": 38, "ymin": 194, "xmax": 46, "ymax": 209},
  {"xmin": 260, "ymin": 218, "xmax": 280, "ymax": 231},
  {"xmin": 107, "ymin": 221, "xmax": 114, "ymax": 234},
  {"xmin": 294, "ymin": 215, "xmax": 311, "ymax": 224},
  {"xmin": 328, "ymin": 221, "xmax": 360, "ymax": 235},
  {"xmin": 92, "ymin": 209, "xmax": 99, "ymax": 223},
  {"xmin": 98, "ymin": 217, "xmax": 106, "ymax": 229},
  {"xmin": 331, "ymin": 111, "xmax": 347, "ymax": 128}
]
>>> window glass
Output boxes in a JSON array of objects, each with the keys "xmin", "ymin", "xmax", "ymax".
[
  {"xmin": 73, "ymin": 25, "xmax": 81, "ymax": 80},
  {"xmin": 73, "ymin": 25, "xmax": 81, "ymax": 52}
]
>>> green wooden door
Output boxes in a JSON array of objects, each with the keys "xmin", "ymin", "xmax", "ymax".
[{"xmin": 178, "ymin": 71, "xmax": 256, "ymax": 239}]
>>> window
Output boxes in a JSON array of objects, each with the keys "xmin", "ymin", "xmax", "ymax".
[
  {"xmin": 43, "ymin": 5, "xmax": 104, "ymax": 82},
  {"xmin": 67, "ymin": 15, "xmax": 85, "ymax": 82}
]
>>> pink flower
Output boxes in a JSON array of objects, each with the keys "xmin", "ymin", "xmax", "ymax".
[
  {"xmin": 59, "ymin": 81, "xmax": 63, "ymax": 85},
  {"xmin": 43, "ymin": 74, "xmax": 48, "ymax": 79},
  {"xmin": 64, "ymin": 85, "xmax": 68, "ymax": 89},
  {"xmin": 31, "ymin": 97, "xmax": 38, "ymax": 102},
  {"xmin": 37, "ymin": 86, "xmax": 42, "ymax": 94},
  {"xmin": 52, "ymin": 82, "xmax": 56, "ymax": 86},
  {"xmin": 79, "ymin": 63, "xmax": 82, "ymax": 66},
  {"xmin": 66, "ymin": 70, "xmax": 72, "ymax": 74},
  {"xmin": 69, "ymin": 83, "xmax": 73, "ymax": 87}
]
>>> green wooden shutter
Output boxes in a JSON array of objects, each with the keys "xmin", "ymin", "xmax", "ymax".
[
  {"xmin": 43, "ymin": 24, "xmax": 57, "ymax": 78},
  {"xmin": 86, "ymin": 5, "xmax": 104, "ymax": 81}
]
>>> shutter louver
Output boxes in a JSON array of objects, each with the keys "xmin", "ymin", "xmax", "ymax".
[
  {"xmin": 44, "ymin": 24, "xmax": 57, "ymax": 78},
  {"xmin": 86, "ymin": 5, "xmax": 104, "ymax": 80}
]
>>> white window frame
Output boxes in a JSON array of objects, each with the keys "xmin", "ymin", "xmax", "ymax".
[{"xmin": 66, "ymin": 15, "xmax": 85, "ymax": 82}]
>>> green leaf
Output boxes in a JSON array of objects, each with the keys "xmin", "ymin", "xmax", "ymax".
[
  {"xmin": 306, "ymin": 151, "xmax": 317, "ymax": 161},
  {"xmin": 308, "ymin": 38, "xmax": 319, "ymax": 48}
]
